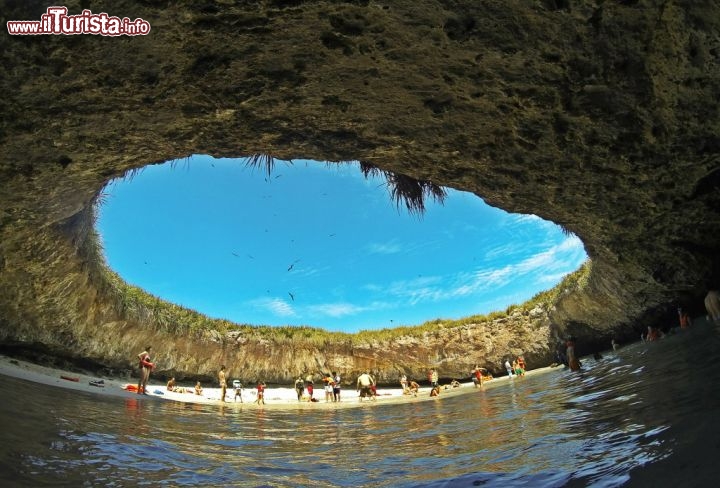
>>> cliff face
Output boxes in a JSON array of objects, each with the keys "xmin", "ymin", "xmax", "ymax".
[{"xmin": 1, "ymin": 1, "xmax": 719, "ymax": 383}]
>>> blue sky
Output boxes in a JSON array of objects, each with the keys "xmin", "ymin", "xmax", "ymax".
[{"xmin": 97, "ymin": 155, "xmax": 587, "ymax": 332}]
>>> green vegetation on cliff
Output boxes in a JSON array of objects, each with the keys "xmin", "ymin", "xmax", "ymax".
[{"xmin": 87, "ymin": 191, "xmax": 591, "ymax": 344}]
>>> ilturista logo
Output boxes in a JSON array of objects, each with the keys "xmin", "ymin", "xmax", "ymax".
[{"xmin": 7, "ymin": 6, "xmax": 151, "ymax": 36}]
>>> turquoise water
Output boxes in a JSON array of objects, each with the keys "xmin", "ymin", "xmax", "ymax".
[{"xmin": 1, "ymin": 321, "xmax": 718, "ymax": 487}]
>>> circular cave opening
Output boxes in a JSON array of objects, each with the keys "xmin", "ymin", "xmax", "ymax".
[{"xmin": 95, "ymin": 156, "xmax": 587, "ymax": 332}]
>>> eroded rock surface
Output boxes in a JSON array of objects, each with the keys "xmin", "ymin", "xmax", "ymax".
[{"xmin": 1, "ymin": 1, "xmax": 718, "ymax": 383}]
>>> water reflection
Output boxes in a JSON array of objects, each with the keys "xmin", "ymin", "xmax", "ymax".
[{"xmin": 2, "ymin": 321, "xmax": 720, "ymax": 486}]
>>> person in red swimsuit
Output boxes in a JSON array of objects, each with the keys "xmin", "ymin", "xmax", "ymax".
[
  {"xmin": 255, "ymin": 381, "xmax": 266, "ymax": 404},
  {"xmin": 472, "ymin": 367, "xmax": 483, "ymax": 388}
]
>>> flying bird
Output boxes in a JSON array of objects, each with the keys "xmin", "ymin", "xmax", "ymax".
[
  {"xmin": 288, "ymin": 292, "xmax": 295, "ymax": 301},
  {"xmin": 231, "ymin": 252, "xmax": 239, "ymax": 257},
  {"xmin": 287, "ymin": 259, "xmax": 300, "ymax": 271}
]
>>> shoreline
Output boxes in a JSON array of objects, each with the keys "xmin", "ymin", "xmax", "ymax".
[{"xmin": 0, "ymin": 354, "xmax": 562, "ymax": 410}]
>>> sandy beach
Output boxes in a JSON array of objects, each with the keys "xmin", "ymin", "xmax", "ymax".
[{"xmin": 0, "ymin": 354, "xmax": 560, "ymax": 410}]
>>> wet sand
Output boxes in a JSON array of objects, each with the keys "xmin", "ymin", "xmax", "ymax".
[{"xmin": 0, "ymin": 354, "xmax": 561, "ymax": 410}]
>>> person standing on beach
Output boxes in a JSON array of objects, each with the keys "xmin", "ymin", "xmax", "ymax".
[
  {"xmin": 256, "ymin": 381, "xmax": 266, "ymax": 404},
  {"xmin": 472, "ymin": 367, "xmax": 483, "ymax": 388},
  {"xmin": 504, "ymin": 359, "xmax": 514, "ymax": 378},
  {"xmin": 323, "ymin": 374, "xmax": 334, "ymax": 402},
  {"xmin": 400, "ymin": 374, "xmax": 408, "ymax": 393},
  {"xmin": 218, "ymin": 365, "xmax": 227, "ymax": 402},
  {"xmin": 306, "ymin": 380, "xmax": 314, "ymax": 402},
  {"xmin": 429, "ymin": 368, "xmax": 438, "ymax": 388},
  {"xmin": 369, "ymin": 375, "xmax": 377, "ymax": 400},
  {"xmin": 332, "ymin": 372, "xmax": 341, "ymax": 402},
  {"xmin": 137, "ymin": 346, "xmax": 154, "ymax": 394},
  {"xmin": 356, "ymin": 371, "xmax": 374, "ymax": 401},
  {"xmin": 294, "ymin": 376, "xmax": 304, "ymax": 401},
  {"xmin": 517, "ymin": 357, "xmax": 526, "ymax": 377}
]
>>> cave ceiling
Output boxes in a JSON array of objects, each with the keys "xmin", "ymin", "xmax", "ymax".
[{"xmin": 1, "ymin": 1, "xmax": 719, "ymax": 364}]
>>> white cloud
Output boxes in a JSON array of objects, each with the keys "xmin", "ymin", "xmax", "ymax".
[
  {"xmin": 291, "ymin": 264, "xmax": 331, "ymax": 279},
  {"xmin": 307, "ymin": 303, "xmax": 362, "ymax": 318},
  {"xmin": 366, "ymin": 239, "xmax": 402, "ymax": 255},
  {"xmin": 557, "ymin": 234, "xmax": 584, "ymax": 252},
  {"xmin": 367, "ymin": 234, "xmax": 586, "ymax": 306},
  {"xmin": 509, "ymin": 214, "xmax": 542, "ymax": 224},
  {"xmin": 306, "ymin": 300, "xmax": 393, "ymax": 318},
  {"xmin": 249, "ymin": 297, "xmax": 297, "ymax": 317},
  {"xmin": 474, "ymin": 235, "xmax": 585, "ymax": 287},
  {"xmin": 483, "ymin": 242, "xmax": 524, "ymax": 260}
]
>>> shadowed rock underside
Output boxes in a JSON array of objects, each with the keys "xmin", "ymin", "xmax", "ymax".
[{"xmin": 1, "ymin": 0, "xmax": 719, "ymax": 383}]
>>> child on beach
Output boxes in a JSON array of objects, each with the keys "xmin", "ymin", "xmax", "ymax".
[
  {"xmin": 306, "ymin": 381, "xmax": 314, "ymax": 402},
  {"xmin": 195, "ymin": 381, "xmax": 203, "ymax": 395},
  {"xmin": 233, "ymin": 380, "xmax": 243, "ymax": 403},
  {"xmin": 324, "ymin": 375, "xmax": 334, "ymax": 402},
  {"xmin": 256, "ymin": 381, "xmax": 266, "ymax": 404}
]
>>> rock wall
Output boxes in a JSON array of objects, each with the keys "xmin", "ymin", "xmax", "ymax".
[{"xmin": 1, "ymin": 1, "xmax": 719, "ymax": 383}]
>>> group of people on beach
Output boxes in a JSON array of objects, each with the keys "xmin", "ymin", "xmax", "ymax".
[
  {"xmin": 293, "ymin": 372, "xmax": 342, "ymax": 402},
  {"xmin": 399, "ymin": 374, "xmax": 420, "ymax": 396},
  {"xmin": 140, "ymin": 349, "xmax": 485, "ymax": 404},
  {"xmin": 135, "ymin": 289, "xmax": 720, "ymax": 401},
  {"xmin": 503, "ymin": 356, "xmax": 527, "ymax": 377}
]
